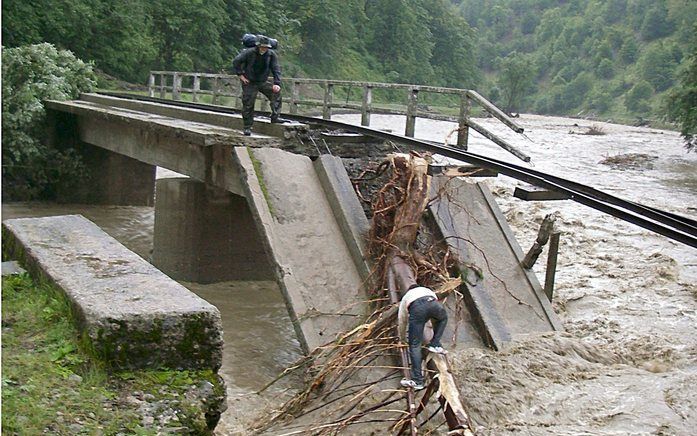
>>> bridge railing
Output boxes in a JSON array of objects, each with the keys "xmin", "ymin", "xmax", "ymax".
[{"xmin": 149, "ymin": 71, "xmax": 524, "ymax": 152}]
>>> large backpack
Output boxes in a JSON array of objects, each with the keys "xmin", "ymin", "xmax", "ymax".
[{"xmin": 241, "ymin": 33, "xmax": 278, "ymax": 50}]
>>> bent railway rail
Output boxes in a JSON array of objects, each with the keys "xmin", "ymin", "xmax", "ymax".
[{"xmin": 101, "ymin": 92, "xmax": 697, "ymax": 249}]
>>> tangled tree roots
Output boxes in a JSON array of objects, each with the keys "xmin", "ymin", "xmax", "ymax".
[{"xmin": 252, "ymin": 153, "xmax": 468, "ymax": 435}]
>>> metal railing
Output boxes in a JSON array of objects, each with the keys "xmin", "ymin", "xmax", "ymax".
[{"xmin": 149, "ymin": 71, "xmax": 525, "ymax": 154}]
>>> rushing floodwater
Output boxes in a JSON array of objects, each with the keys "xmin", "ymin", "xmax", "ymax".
[{"xmin": 3, "ymin": 113, "xmax": 696, "ymax": 435}]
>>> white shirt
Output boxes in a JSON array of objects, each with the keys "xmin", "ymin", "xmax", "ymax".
[{"xmin": 398, "ymin": 286, "xmax": 437, "ymax": 341}]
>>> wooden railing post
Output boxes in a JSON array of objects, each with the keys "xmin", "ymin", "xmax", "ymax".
[
  {"xmin": 159, "ymin": 73, "xmax": 167, "ymax": 98},
  {"xmin": 323, "ymin": 82, "xmax": 334, "ymax": 120},
  {"xmin": 192, "ymin": 75, "xmax": 201, "ymax": 102},
  {"xmin": 148, "ymin": 73, "xmax": 155, "ymax": 97},
  {"xmin": 361, "ymin": 85, "xmax": 373, "ymax": 126},
  {"xmin": 172, "ymin": 72, "xmax": 182, "ymax": 100},
  {"xmin": 234, "ymin": 79, "xmax": 243, "ymax": 109},
  {"xmin": 290, "ymin": 80, "xmax": 299, "ymax": 115},
  {"xmin": 457, "ymin": 93, "xmax": 470, "ymax": 149},
  {"xmin": 212, "ymin": 77, "xmax": 219, "ymax": 104},
  {"xmin": 544, "ymin": 232, "xmax": 561, "ymax": 302},
  {"xmin": 405, "ymin": 88, "xmax": 418, "ymax": 137}
]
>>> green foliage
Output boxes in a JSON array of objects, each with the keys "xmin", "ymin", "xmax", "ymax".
[
  {"xmin": 497, "ymin": 51, "xmax": 535, "ymax": 113},
  {"xmin": 639, "ymin": 44, "xmax": 678, "ymax": 92},
  {"xmin": 149, "ymin": 0, "xmax": 229, "ymax": 72},
  {"xmin": 1, "ymin": 43, "xmax": 96, "ymax": 200},
  {"xmin": 625, "ymin": 80, "xmax": 654, "ymax": 113},
  {"xmin": 596, "ymin": 58, "xmax": 615, "ymax": 79},
  {"xmin": 667, "ymin": 25, "xmax": 697, "ymax": 150},
  {"xmin": 640, "ymin": 3, "xmax": 673, "ymax": 41},
  {"xmin": 2, "ymin": 0, "xmax": 479, "ymax": 91},
  {"xmin": 2, "ymin": 274, "xmax": 223, "ymax": 434},
  {"xmin": 459, "ymin": 0, "xmax": 695, "ymax": 120}
]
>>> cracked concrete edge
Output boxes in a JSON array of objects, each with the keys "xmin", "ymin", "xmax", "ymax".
[
  {"xmin": 313, "ymin": 155, "xmax": 373, "ymax": 286},
  {"xmin": 230, "ymin": 146, "xmax": 315, "ymax": 354}
]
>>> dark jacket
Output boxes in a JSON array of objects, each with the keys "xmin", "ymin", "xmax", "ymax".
[{"xmin": 232, "ymin": 48, "xmax": 281, "ymax": 85}]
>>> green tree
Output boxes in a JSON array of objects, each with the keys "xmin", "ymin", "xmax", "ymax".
[
  {"xmin": 640, "ymin": 44, "xmax": 677, "ymax": 91},
  {"xmin": 640, "ymin": 3, "xmax": 674, "ymax": 41},
  {"xmin": 596, "ymin": 58, "xmax": 614, "ymax": 79},
  {"xmin": 1, "ymin": 43, "xmax": 97, "ymax": 200},
  {"xmin": 423, "ymin": 0, "xmax": 478, "ymax": 88},
  {"xmin": 625, "ymin": 80, "xmax": 654, "ymax": 113},
  {"xmin": 667, "ymin": 25, "xmax": 697, "ymax": 150},
  {"xmin": 497, "ymin": 51, "xmax": 535, "ymax": 114},
  {"xmin": 619, "ymin": 36, "xmax": 639, "ymax": 64},
  {"xmin": 149, "ymin": 0, "xmax": 229, "ymax": 71},
  {"xmin": 367, "ymin": 0, "xmax": 434, "ymax": 83},
  {"xmin": 2, "ymin": 0, "xmax": 155, "ymax": 83}
]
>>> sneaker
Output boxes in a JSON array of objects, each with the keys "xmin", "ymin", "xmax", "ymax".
[
  {"xmin": 243, "ymin": 128, "xmax": 251, "ymax": 136},
  {"xmin": 270, "ymin": 117, "xmax": 288, "ymax": 124},
  {"xmin": 426, "ymin": 345, "xmax": 448, "ymax": 355},
  {"xmin": 400, "ymin": 379, "xmax": 425, "ymax": 390}
]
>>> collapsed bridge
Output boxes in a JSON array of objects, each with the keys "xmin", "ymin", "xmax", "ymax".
[{"xmin": 18, "ymin": 87, "xmax": 695, "ymax": 433}]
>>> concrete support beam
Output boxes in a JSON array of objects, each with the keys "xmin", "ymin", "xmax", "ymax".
[
  {"xmin": 313, "ymin": 155, "xmax": 372, "ymax": 283},
  {"xmin": 152, "ymin": 178, "xmax": 273, "ymax": 283},
  {"xmin": 80, "ymin": 93, "xmax": 308, "ymax": 139},
  {"xmin": 74, "ymin": 143, "xmax": 156, "ymax": 205},
  {"xmin": 2, "ymin": 215, "xmax": 223, "ymax": 371},
  {"xmin": 233, "ymin": 147, "xmax": 367, "ymax": 354}
]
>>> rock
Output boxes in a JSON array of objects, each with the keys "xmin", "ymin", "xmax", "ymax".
[
  {"xmin": 124, "ymin": 395, "xmax": 142, "ymax": 406},
  {"xmin": 68, "ymin": 423, "xmax": 83, "ymax": 433},
  {"xmin": 68, "ymin": 374, "xmax": 83, "ymax": 385}
]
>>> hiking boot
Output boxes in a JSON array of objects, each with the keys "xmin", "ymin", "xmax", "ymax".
[
  {"xmin": 270, "ymin": 117, "xmax": 288, "ymax": 124},
  {"xmin": 426, "ymin": 345, "xmax": 448, "ymax": 355},
  {"xmin": 400, "ymin": 379, "xmax": 425, "ymax": 390},
  {"xmin": 243, "ymin": 128, "xmax": 251, "ymax": 136}
]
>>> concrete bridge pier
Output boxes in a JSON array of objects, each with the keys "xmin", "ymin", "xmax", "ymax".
[
  {"xmin": 77, "ymin": 144, "xmax": 156, "ymax": 205},
  {"xmin": 47, "ymin": 110, "xmax": 156, "ymax": 206},
  {"xmin": 152, "ymin": 177, "xmax": 273, "ymax": 283}
]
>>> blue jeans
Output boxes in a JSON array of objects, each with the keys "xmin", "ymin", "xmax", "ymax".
[{"xmin": 407, "ymin": 297, "xmax": 448, "ymax": 384}]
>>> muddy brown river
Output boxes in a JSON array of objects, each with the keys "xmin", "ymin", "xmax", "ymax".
[{"xmin": 3, "ymin": 114, "xmax": 696, "ymax": 434}]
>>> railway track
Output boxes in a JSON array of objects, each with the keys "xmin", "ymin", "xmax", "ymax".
[{"xmin": 101, "ymin": 92, "xmax": 697, "ymax": 249}]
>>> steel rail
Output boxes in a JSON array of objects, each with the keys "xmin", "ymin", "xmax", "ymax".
[{"xmin": 98, "ymin": 92, "xmax": 697, "ymax": 249}]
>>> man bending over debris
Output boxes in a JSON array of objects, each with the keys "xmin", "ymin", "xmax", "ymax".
[{"xmin": 398, "ymin": 284, "xmax": 448, "ymax": 390}]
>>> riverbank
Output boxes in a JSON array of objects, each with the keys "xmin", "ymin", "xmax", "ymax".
[{"xmin": 1, "ymin": 273, "xmax": 225, "ymax": 434}]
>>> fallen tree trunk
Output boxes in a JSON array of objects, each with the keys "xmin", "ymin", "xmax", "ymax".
[{"xmin": 251, "ymin": 152, "xmax": 476, "ymax": 435}]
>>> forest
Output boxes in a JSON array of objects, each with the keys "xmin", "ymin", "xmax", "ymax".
[
  {"xmin": 2, "ymin": 0, "xmax": 697, "ymax": 119},
  {"xmin": 2, "ymin": 0, "xmax": 696, "ymax": 139}
]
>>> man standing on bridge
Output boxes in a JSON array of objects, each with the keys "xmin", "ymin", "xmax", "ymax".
[
  {"xmin": 398, "ymin": 284, "xmax": 448, "ymax": 390},
  {"xmin": 232, "ymin": 35, "xmax": 283, "ymax": 136}
]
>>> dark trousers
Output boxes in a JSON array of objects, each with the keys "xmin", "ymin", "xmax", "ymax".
[
  {"xmin": 407, "ymin": 298, "xmax": 448, "ymax": 384},
  {"xmin": 241, "ymin": 81, "xmax": 282, "ymax": 129}
]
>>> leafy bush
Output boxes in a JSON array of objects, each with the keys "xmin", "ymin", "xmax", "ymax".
[
  {"xmin": 666, "ymin": 25, "xmax": 697, "ymax": 151},
  {"xmin": 1, "ymin": 43, "xmax": 96, "ymax": 200}
]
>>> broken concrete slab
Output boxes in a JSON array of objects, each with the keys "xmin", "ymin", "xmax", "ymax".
[
  {"xmin": 429, "ymin": 178, "xmax": 562, "ymax": 350},
  {"xmin": 233, "ymin": 147, "xmax": 368, "ymax": 354},
  {"xmin": 2, "ymin": 214, "xmax": 223, "ymax": 370}
]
